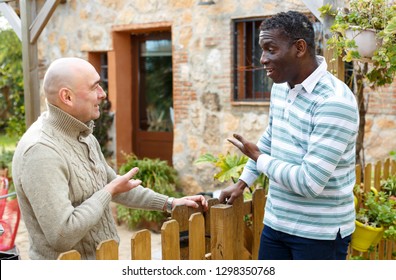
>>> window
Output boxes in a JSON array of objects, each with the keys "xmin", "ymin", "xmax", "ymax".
[
  {"xmin": 233, "ymin": 16, "xmax": 323, "ymax": 103},
  {"xmin": 137, "ymin": 33, "xmax": 173, "ymax": 132},
  {"xmin": 233, "ymin": 18, "xmax": 272, "ymax": 102},
  {"xmin": 99, "ymin": 53, "xmax": 108, "ymax": 92}
]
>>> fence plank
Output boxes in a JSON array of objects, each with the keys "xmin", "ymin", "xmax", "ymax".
[
  {"xmin": 364, "ymin": 163, "xmax": 372, "ymax": 193},
  {"xmin": 383, "ymin": 158, "xmax": 390, "ymax": 180},
  {"xmin": 57, "ymin": 250, "xmax": 81, "ymax": 260},
  {"xmin": 374, "ymin": 161, "xmax": 381, "ymax": 191},
  {"xmin": 232, "ymin": 195, "xmax": 248, "ymax": 259},
  {"xmin": 161, "ymin": 219, "xmax": 180, "ymax": 260},
  {"xmin": 386, "ymin": 240, "xmax": 395, "ymax": 259},
  {"xmin": 96, "ymin": 239, "xmax": 118, "ymax": 260},
  {"xmin": 131, "ymin": 229, "xmax": 151, "ymax": 260},
  {"xmin": 252, "ymin": 188, "xmax": 265, "ymax": 260},
  {"xmin": 355, "ymin": 164, "xmax": 362, "ymax": 185},
  {"xmin": 210, "ymin": 204, "xmax": 233, "ymax": 260},
  {"xmin": 189, "ymin": 212, "xmax": 205, "ymax": 260}
]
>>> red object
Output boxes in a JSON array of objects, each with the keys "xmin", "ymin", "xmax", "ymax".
[{"xmin": 0, "ymin": 193, "xmax": 21, "ymax": 252}]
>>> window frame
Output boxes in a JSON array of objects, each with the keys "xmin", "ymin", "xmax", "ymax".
[{"xmin": 232, "ymin": 15, "xmax": 323, "ymax": 105}]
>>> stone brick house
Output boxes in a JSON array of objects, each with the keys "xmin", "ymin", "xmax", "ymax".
[{"xmin": 29, "ymin": 0, "xmax": 396, "ymax": 194}]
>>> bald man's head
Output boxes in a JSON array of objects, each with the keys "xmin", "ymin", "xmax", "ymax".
[
  {"xmin": 42, "ymin": 57, "xmax": 106, "ymax": 123},
  {"xmin": 43, "ymin": 57, "xmax": 96, "ymax": 105}
]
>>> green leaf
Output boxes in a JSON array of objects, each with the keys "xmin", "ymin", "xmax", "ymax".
[{"xmin": 194, "ymin": 153, "xmax": 218, "ymax": 164}]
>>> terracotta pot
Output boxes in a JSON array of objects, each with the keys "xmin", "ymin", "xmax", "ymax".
[{"xmin": 351, "ymin": 220, "xmax": 384, "ymax": 252}]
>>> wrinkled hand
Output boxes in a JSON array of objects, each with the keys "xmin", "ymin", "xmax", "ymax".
[
  {"xmin": 218, "ymin": 180, "xmax": 247, "ymax": 205},
  {"xmin": 227, "ymin": 134, "xmax": 261, "ymax": 162},
  {"xmin": 105, "ymin": 167, "xmax": 142, "ymax": 196},
  {"xmin": 173, "ymin": 195, "xmax": 208, "ymax": 211}
]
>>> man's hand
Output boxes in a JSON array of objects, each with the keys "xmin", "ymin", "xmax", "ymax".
[
  {"xmin": 227, "ymin": 134, "xmax": 261, "ymax": 162},
  {"xmin": 173, "ymin": 195, "xmax": 209, "ymax": 211},
  {"xmin": 218, "ymin": 180, "xmax": 247, "ymax": 205},
  {"xmin": 105, "ymin": 167, "xmax": 142, "ymax": 196}
]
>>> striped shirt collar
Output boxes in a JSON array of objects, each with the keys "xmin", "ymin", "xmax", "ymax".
[{"xmin": 287, "ymin": 55, "xmax": 327, "ymax": 94}]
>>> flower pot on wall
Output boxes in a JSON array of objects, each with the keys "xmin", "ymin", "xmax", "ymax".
[
  {"xmin": 345, "ymin": 28, "xmax": 382, "ymax": 59},
  {"xmin": 351, "ymin": 220, "xmax": 384, "ymax": 252}
]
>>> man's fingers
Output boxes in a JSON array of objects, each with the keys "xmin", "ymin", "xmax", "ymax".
[
  {"xmin": 227, "ymin": 138, "xmax": 243, "ymax": 149},
  {"xmin": 124, "ymin": 167, "xmax": 139, "ymax": 179},
  {"xmin": 233, "ymin": 133, "xmax": 245, "ymax": 144}
]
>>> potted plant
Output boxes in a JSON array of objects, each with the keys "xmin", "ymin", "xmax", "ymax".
[
  {"xmin": 319, "ymin": 0, "xmax": 396, "ymax": 169},
  {"xmin": 319, "ymin": 0, "xmax": 396, "ymax": 87},
  {"xmin": 352, "ymin": 190, "xmax": 396, "ymax": 252}
]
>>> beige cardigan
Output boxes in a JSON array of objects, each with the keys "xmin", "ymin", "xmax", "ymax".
[{"xmin": 12, "ymin": 103, "xmax": 168, "ymax": 259}]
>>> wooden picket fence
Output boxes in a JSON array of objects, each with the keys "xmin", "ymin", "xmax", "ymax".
[
  {"xmin": 58, "ymin": 187, "xmax": 266, "ymax": 260},
  {"xmin": 57, "ymin": 158, "xmax": 396, "ymax": 260},
  {"xmin": 348, "ymin": 158, "xmax": 396, "ymax": 260}
]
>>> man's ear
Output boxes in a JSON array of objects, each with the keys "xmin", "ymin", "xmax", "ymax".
[
  {"xmin": 294, "ymin": 39, "xmax": 308, "ymax": 58},
  {"xmin": 59, "ymin": 87, "xmax": 73, "ymax": 106}
]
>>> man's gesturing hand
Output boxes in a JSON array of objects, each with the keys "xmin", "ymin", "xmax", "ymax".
[
  {"xmin": 227, "ymin": 134, "xmax": 261, "ymax": 162},
  {"xmin": 105, "ymin": 167, "xmax": 142, "ymax": 196}
]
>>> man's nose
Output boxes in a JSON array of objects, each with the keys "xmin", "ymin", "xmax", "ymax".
[
  {"xmin": 98, "ymin": 86, "xmax": 107, "ymax": 99},
  {"xmin": 260, "ymin": 52, "xmax": 268, "ymax": 65}
]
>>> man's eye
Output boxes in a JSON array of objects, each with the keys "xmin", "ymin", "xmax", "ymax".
[{"xmin": 99, "ymin": 81, "xmax": 107, "ymax": 89}]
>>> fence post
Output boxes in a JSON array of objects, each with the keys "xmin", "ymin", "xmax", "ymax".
[
  {"xmin": 189, "ymin": 212, "xmax": 205, "ymax": 260},
  {"xmin": 161, "ymin": 219, "xmax": 180, "ymax": 260},
  {"xmin": 232, "ymin": 195, "xmax": 247, "ymax": 259},
  {"xmin": 252, "ymin": 188, "xmax": 265, "ymax": 259},
  {"xmin": 131, "ymin": 229, "xmax": 151, "ymax": 260},
  {"xmin": 96, "ymin": 239, "xmax": 118, "ymax": 260},
  {"xmin": 57, "ymin": 250, "xmax": 81, "ymax": 260},
  {"xmin": 210, "ymin": 204, "xmax": 234, "ymax": 260}
]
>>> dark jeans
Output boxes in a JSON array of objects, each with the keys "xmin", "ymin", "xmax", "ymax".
[{"xmin": 258, "ymin": 225, "xmax": 351, "ymax": 260}]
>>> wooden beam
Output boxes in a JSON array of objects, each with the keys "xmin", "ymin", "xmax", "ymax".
[
  {"xmin": 30, "ymin": 0, "xmax": 60, "ymax": 44},
  {"xmin": 301, "ymin": 0, "xmax": 324, "ymax": 23},
  {"xmin": 0, "ymin": 2, "xmax": 21, "ymax": 40},
  {"xmin": 20, "ymin": 0, "xmax": 40, "ymax": 127},
  {"xmin": 19, "ymin": 0, "xmax": 61, "ymax": 127}
]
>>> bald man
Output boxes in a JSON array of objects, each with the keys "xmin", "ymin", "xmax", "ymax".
[{"xmin": 12, "ymin": 57, "xmax": 207, "ymax": 260}]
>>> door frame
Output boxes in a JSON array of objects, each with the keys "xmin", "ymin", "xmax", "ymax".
[{"xmin": 109, "ymin": 22, "xmax": 173, "ymax": 167}]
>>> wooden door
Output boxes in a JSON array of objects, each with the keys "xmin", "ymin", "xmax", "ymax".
[{"xmin": 131, "ymin": 32, "xmax": 173, "ymax": 165}]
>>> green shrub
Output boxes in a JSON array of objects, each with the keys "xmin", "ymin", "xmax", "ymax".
[
  {"xmin": 381, "ymin": 174, "xmax": 396, "ymax": 197},
  {"xmin": 0, "ymin": 29, "xmax": 25, "ymax": 137},
  {"xmin": 0, "ymin": 147, "xmax": 15, "ymax": 192},
  {"xmin": 116, "ymin": 153, "xmax": 182, "ymax": 230}
]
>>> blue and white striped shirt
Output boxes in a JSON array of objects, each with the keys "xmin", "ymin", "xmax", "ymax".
[{"xmin": 239, "ymin": 56, "xmax": 359, "ymax": 240}]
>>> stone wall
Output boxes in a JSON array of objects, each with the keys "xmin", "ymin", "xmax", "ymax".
[{"xmin": 36, "ymin": 0, "xmax": 396, "ymax": 194}]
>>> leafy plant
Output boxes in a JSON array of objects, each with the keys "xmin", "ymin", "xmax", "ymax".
[
  {"xmin": 355, "ymin": 191, "xmax": 396, "ymax": 239},
  {"xmin": 194, "ymin": 152, "xmax": 269, "ymax": 197},
  {"xmin": 195, "ymin": 152, "xmax": 248, "ymax": 184},
  {"xmin": 381, "ymin": 174, "xmax": 396, "ymax": 197},
  {"xmin": 93, "ymin": 98, "xmax": 114, "ymax": 159},
  {"xmin": 319, "ymin": 0, "xmax": 396, "ymax": 87},
  {"xmin": 116, "ymin": 153, "xmax": 182, "ymax": 230},
  {"xmin": 390, "ymin": 150, "xmax": 396, "ymax": 161},
  {"xmin": 319, "ymin": 0, "xmax": 396, "ymax": 168},
  {"xmin": 0, "ymin": 28, "xmax": 25, "ymax": 137},
  {"xmin": 0, "ymin": 147, "xmax": 15, "ymax": 192}
]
